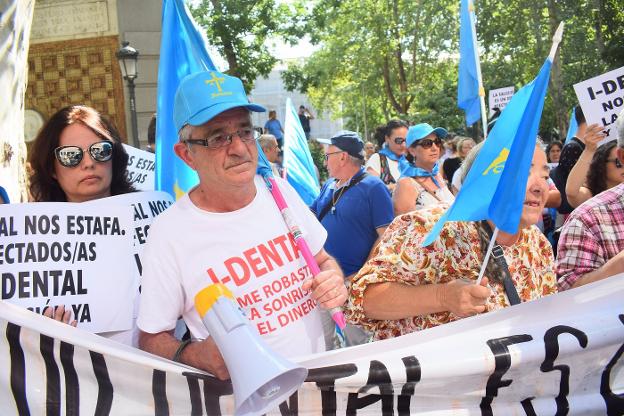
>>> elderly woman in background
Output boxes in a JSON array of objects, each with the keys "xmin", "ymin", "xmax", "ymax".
[
  {"xmin": 29, "ymin": 105, "xmax": 135, "ymax": 329},
  {"xmin": 346, "ymin": 141, "xmax": 557, "ymax": 341},
  {"xmin": 442, "ymin": 136, "xmax": 475, "ymax": 187},
  {"xmin": 393, "ymin": 123, "xmax": 454, "ymax": 216},
  {"xmin": 366, "ymin": 119, "xmax": 408, "ymax": 192},
  {"xmin": 566, "ymin": 124, "xmax": 623, "ymax": 208}
]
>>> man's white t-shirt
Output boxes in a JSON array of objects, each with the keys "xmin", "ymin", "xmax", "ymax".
[
  {"xmin": 365, "ymin": 153, "xmax": 401, "ymax": 183},
  {"xmin": 137, "ymin": 176, "xmax": 327, "ymax": 358}
]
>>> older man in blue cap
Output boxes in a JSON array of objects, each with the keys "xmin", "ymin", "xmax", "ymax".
[
  {"xmin": 312, "ymin": 131, "xmax": 393, "ymax": 346},
  {"xmin": 137, "ymin": 71, "xmax": 346, "ymax": 380}
]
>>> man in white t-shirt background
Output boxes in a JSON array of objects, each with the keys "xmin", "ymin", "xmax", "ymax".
[{"xmin": 137, "ymin": 70, "xmax": 347, "ymax": 380}]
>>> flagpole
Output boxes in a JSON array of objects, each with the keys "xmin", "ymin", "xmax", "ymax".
[
  {"xmin": 476, "ymin": 226, "xmax": 498, "ymax": 285},
  {"xmin": 468, "ymin": 0, "xmax": 489, "ymax": 140}
]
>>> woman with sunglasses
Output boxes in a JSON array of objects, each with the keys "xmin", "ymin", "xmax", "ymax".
[
  {"xmin": 393, "ymin": 123, "xmax": 454, "ymax": 216},
  {"xmin": 366, "ymin": 119, "xmax": 408, "ymax": 192},
  {"xmin": 29, "ymin": 105, "xmax": 135, "ymax": 203},
  {"xmin": 566, "ymin": 124, "xmax": 624, "ymax": 208},
  {"xmin": 29, "ymin": 106, "xmax": 135, "ymax": 329}
]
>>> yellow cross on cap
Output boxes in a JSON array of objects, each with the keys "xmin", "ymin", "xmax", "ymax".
[
  {"xmin": 204, "ymin": 71, "xmax": 233, "ymax": 99},
  {"xmin": 205, "ymin": 71, "xmax": 225, "ymax": 92}
]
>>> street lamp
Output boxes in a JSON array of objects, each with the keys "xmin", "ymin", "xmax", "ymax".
[{"xmin": 116, "ymin": 41, "xmax": 140, "ymax": 148}]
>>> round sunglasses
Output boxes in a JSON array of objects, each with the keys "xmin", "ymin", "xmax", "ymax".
[{"xmin": 54, "ymin": 141, "xmax": 113, "ymax": 168}]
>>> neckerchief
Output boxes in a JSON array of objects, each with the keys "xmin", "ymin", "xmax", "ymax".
[
  {"xmin": 399, "ymin": 158, "xmax": 441, "ymax": 187},
  {"xmin": 379, "ymin": 146, "xmax": 403, "ymax": 162}
]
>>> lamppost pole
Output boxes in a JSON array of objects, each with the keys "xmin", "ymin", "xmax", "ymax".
[
  {"xmin": 127, "ymin": 77, "xmax": 139, "ymax": 148},
  {"xmin": 116, "ymin": 41, "xmax": 140, "ymax": 148}
]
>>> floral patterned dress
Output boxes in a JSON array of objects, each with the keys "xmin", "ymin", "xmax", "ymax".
[{"xmin": 346, "ymin": 205, "xmax": 557, "ymax": 341}]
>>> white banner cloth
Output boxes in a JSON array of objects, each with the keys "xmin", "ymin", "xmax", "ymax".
[{"xmin": 0, "ymin": 275, "xmax": 622, "ymax": 415}]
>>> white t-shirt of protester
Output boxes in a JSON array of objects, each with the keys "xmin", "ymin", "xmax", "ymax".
[
  {"xmin": 366, "ymin": 153, "xmax": 401, "ymax": 183},
  {"xmin": 137, "ymin": 176, "xmax": 328, "ymax": 358}
]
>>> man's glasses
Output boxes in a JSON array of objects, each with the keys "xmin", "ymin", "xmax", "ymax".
[
  {"xmin": 393, "ymin": 137, "xmax": 406, "ymax": 145},
  {"xmin": 607, "ymin": 158, "xmax": 623, "ymax": 168},
  {"xmin": 324, "ymin": 150, "xmax": 345, "ymax": 161},
  {"xmin": 415, "ymin": 138, "xmax": 442, "ymax": 149},
  {"xmin": 54, "ymin": 141, "xmax": 113, "ymax": 168},
  {"xmin": 185, "ymin": 128, "xmax": 255, "ymax": 149}
]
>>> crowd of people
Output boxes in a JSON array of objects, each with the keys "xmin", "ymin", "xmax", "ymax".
[{"xmin": 3, "ymin": 69, "xmax": 623, "ymax": 381}]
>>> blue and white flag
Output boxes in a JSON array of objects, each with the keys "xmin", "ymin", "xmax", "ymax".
[
  {"xmin": 283, "ymin": 98, "xmax": 320, "ymax": 205},
  {"xmin": 156, "ymin": 0, "xmax": 216, "ymax": 199},
  {"xmin": 424, "ymin": 55, "xmax": 556, "ymax": 246},
  {"xmin": 457, "ymin": 0, "xmax": 482, "ymax": 126},
  {"xmin": 565, "ymin": 107, "xmax": 578, "ymax": 143}
]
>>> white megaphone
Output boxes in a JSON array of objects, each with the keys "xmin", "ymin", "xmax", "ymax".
[{"xmin": 195, "ymin": 284, "xmax": 308, "ymax": 416}]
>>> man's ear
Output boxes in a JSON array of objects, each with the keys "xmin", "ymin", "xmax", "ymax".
[{"xmin": 174, "ymin": 142, "xmax": 197, "ymax": 170}]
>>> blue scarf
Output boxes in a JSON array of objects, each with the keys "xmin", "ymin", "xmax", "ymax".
[
  {"xmin": 399, "ymin": 158, "xmax": 441, "ymax": 187},
  {"xmin": 379, "ymin": 146, "xmax": 403, "ymax": 162}
]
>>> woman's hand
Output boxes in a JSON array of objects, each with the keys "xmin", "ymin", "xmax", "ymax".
[
  {"xmin": 43, "ymin": 305, "xmax": 77, "ymax": 327},
  {"xmin": 437, "ymin": 277, "xmax": 491, "ymax": 317},
  {"xmin": 580, "ymin": 124, "xmax": 606, "ymax": 152}
]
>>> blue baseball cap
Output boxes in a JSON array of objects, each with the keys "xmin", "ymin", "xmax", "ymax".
[
  {"xmin": 173, "ymin": 71, "xmax": 266, "ymax": 132},
  {"xmin": 406, "ymin": 123, "xmax": 448, "ymax": 147},
  {"xmin": 317, "ymin": 130, "xmax": 365, "ymax": 159}
]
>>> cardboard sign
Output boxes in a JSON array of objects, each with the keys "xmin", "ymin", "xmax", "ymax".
[
  {"xmin": 123, "ymin": 144, "xmax": 156, "ymax": 191},
  {"xmin": 573, "ymin": 66, "xmax": 624, "ymax": 142},
  {"xmin": 85, "ymin": 191, "xmax": 174, "ymax": 276},
  {"xmin": 0, "ymin": 203, "xmax": 135, "ymax": 333},
  {"xmin": 488, "ymin": 86, "xmax": 515, "ymax": 116}
]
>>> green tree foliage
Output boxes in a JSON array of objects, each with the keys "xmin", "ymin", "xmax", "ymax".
[
  {"xmin": 478, "ymin": 0, "xmax": 624, "ymax": 138},
  {"xmin": 283, "ymin": 0, "xmax": 465, "ymax": 138},
  {"xmin": 190, "ymin": 0, "xmax": 304, "ymax": 91},
  {"xmin": 283, "ymin": 0, "xmax": 623, "ymax": 139}
]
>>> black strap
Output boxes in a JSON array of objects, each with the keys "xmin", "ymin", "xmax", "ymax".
[
  {"xmin": 317, "ymin": 172, "xmax": 368, "ymax": 222},
  {"xmin": 379, "ymin": 154, "xmax": 396, "ymax": 184},
  {"xmin": 481, "ymin": 222, "xmax": 522, "ymax": 306}
]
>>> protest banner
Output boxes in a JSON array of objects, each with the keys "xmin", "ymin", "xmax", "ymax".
[
  {"xmin": 0, "ymin": 203, "xmax": 135, "ymax": 333},
  {"xmin": 123, "ymin": 144, "xmax": 156, "ymax": 191},
  {"xmin": 574, "ymin": 66, "xmax": 624, "ymax": 142},
  {"xmin": 0, "ymin": 276, "xmax": 622, "ymax": 415},
  {"xmin": 488, "ymin": 86, "xmax": 515, "ymax": 116}
]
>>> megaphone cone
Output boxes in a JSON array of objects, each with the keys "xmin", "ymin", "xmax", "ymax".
[{"xmin": 195, "ymin": 284, "xmax": 308, "ymax": 416}]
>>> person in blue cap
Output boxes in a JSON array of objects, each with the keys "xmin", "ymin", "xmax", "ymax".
[
  {"xmin": 137, "ymin": 71, "xmax": 347, "ymax": 380},
  {"xmin": 312, "ymin": 131, "xmax": 393, "ymax": 347},
  {"xmin": 393, "ymin": 123, "xmax": 455, "ymax": 216}
]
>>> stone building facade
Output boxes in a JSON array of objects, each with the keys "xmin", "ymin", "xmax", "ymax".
[{"xmin": 25, "ymin": 0, "xmax": 161, "ymax": 149}]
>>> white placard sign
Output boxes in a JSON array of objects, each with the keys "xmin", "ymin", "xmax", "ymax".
[
  {"xmin": 86, "ymin": 191, "xmax": 174, "ymax": 276},
  {"xmin": 0, "ymin": 203, "xmax": 135, "ymax": 333},
  {"xmin": 574, "ymin": 66, "xmax": 624, "ymax": 142},
  {"xmin": 123, "ymin": 144, "xmax": 156, "ymax": 191},
  {"xmin": 488, "ymin": 86, "xmax": 515, "ymax": 116}
]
